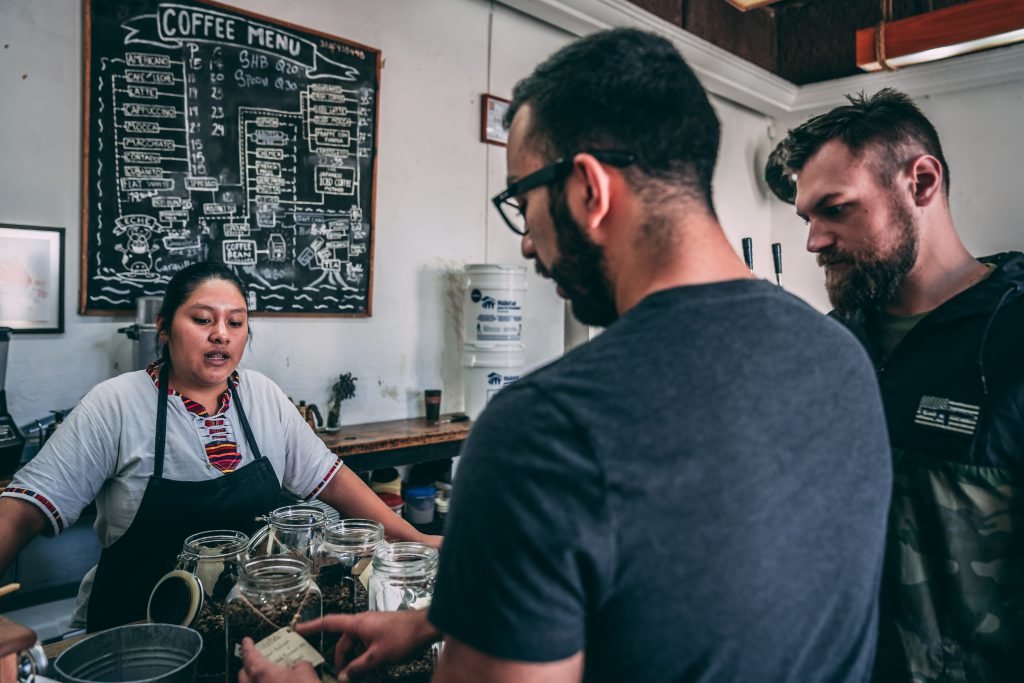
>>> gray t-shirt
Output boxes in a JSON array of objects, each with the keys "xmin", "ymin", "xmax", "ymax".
[{"xmin": 429, "ymin": 279, "xmax": 892, "ymax": 682}]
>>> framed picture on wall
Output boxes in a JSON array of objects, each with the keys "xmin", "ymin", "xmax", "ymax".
[
  {"xmin": 0, "ymin": 223, "xmax": 65, "ymax": 334},
  {"xmin": 481, "ymin": 94, "xmax": 511, "ymax": 146}
]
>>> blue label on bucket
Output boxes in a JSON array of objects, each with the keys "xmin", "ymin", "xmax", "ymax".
[
  {"xmin": 486, "ymin": 372, "xmax": 520, "ymax": 387},
  {"xmin": 472, "ymin": 289, "xmax": 522, "ymax": 313},
  {"xmin": 464, "ymin": 266, "xmax": 528, "ymax": 345},
  {"xmin": 477, "ymin": 320, "xmax": 522, "ymax": 341},
  {"xmin": 486, "ymin": 377, "xmax": 519, "ymax": 404}
]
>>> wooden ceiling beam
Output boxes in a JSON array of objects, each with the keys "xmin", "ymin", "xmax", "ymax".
[{"xmin": 857, "ymin": 0, "xmax": 1024, "ymax": 71}]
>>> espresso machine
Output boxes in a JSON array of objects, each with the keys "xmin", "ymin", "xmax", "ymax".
[
  {"xmin": 117, "ymin": 296, "xmax": 163, "ymax": 371},
  {"xmin": 0, "ymin": 328, "xmax": 27, "ymax": 476}
]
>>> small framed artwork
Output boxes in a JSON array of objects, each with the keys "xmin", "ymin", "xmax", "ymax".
[
  {"xmin": 481, "ymin": 94, "xmax": 511, "ymax": 146},
  {"xmin": 0, "ymin": 223, "xmax": 65, "ymax": 333}
]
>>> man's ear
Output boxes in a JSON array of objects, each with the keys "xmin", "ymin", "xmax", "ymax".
[
  {"xmin": 566, "ymin": 153, "xmax": 614, "ymax": 244},
  {"xmin": 907, "ymin": 154, "xmax": 943, "ymax": 207}
]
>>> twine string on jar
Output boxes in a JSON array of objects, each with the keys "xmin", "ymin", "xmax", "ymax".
[{"xmin": 232, "ymin": 585, "xmax": 315, "ymax": 632}]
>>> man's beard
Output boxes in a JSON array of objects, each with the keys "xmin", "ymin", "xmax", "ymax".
[
  {"xmin": 540, "ymin": 188, "xmax": 619, "ymax": 327},
  {"xmin": 819, "ymin": 194, "xmax": 918, "ymax": 315}
]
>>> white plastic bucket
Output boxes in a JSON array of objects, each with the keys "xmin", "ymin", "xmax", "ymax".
[
  {"xmin": 463, "ymin": 264, "xmax": 527, "ymax": 344},
  {"xmin": 462, "ymin": 342, "xmax": 526, "ymax": 419}
]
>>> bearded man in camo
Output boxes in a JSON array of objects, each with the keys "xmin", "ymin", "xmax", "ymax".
[{"xmin": 768, "ymin": 89, "xmax": 1024, "ymax": 683}]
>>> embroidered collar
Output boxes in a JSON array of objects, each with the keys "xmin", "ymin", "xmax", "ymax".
[{"xmin": 146, "ymin": 362, "xmax": 241, "ymax": 417}]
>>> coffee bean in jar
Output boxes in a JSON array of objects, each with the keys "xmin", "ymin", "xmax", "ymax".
[
  {"xmin": 312, "ymin": 518, "xmax": 384, "ymax": 661},
  {"xmin": 225, "ymin": 555, "xmax": 321, "ymax": 682},
  {"xmin": 147, "ymin": 530, "xmax": 248, "ymax": 682},
  {"xmin": 366, "ymin": 542, "xmax": 439, "ymax": 682}
]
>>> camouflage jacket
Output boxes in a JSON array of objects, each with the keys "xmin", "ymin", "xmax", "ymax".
[{"xmin": 835, "ymin": 252, "xmax": 1024, "ymax": 683}]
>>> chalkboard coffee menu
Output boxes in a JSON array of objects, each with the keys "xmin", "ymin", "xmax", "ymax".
[{"xmin": 83, "ymin": 0, "xmax": 380, "ymax": 316}]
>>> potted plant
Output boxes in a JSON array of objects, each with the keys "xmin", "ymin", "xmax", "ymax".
[{"xmin": 326, "ymin": 372, "xmax": 357, "ymax": 430}]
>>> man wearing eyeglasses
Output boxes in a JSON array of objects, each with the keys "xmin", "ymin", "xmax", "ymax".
[{"xmin": 240, "ymin": 28, "xmax": 892, "ymax": 683}]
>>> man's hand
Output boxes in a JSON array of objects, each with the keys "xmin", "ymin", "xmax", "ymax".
[
  {"xmin": 238, "ymin": 637, "xmax": 320, "ymax": 683},
  {"xmin": 297, "ymin": 610, "xmax": 441, "ymax": 682},
  {"xmin": 419, "ymin": 533, "xmax": 443, "ymax": 550}
]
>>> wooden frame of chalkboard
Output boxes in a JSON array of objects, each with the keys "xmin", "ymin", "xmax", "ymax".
[{"xmin": 81, "ymin": 0, "xmax": 381, "ymax": 317}]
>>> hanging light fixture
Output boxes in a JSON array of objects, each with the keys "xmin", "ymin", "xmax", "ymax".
[{"xmin": 857, "ymin": 0, "xmax": 1024, "ymax": 72}]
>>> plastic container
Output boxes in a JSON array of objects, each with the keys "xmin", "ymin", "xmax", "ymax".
[
  {"xmin": 463, "ymin": 264, "xmax": 527, "ymax": 344},
  {"xmin": 434, "ymin": 482, "xmax": 451, "ymax": 522},
  {"xmin": 370, "ymin": 468, "xmax": 402, "ymax": 496},
  {"xmin": 377, "ymin": 492, "xmax": 404, "ymax": 517},
  {"xmin": 225, "ymin": 556, "xmax": 321, "ymax": 682},
  {"xmin": 147, "ymin": 530, "xmax": 249, "ymax": 681},
  {"xmin": 53, "ymin": 624, "xmax": 202, "ymax": 683},
  {"xmin": 435, "ymin": 496, "xmax": 450, "ymax": 521},
  {"xmin": 462, "ymin": 342, "xmax": 525, "ymax": 419},
  {"xmin": 404, "ymin": 485, "xmax": 437, "ymax": 525}
]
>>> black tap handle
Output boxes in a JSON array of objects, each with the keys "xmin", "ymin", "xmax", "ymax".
[
  {"xmin": 742, "ymin": 237, "xmax": 754, "ymax": 271},
  {"xmin": 772, "ymin": 243, "xmax": 783, "ymax": 275}
]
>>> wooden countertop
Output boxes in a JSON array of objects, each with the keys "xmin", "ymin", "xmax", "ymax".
[
  {"xmin": 0, "ymin": 417, "xmax": 472, "ymax": 490},
  {"xmin": 318, "ymin": 415, "xmax": 471, "ymax": 456}
]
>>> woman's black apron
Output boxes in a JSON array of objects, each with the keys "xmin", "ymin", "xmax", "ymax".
[{"xmin": 86, "ymin": 364, "xmax": 282, "ymax": 631}]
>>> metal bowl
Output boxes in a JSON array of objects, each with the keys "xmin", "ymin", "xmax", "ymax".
[{"xmin": 53, "ymin": 624, "xmax": 201, "ymax": 683}]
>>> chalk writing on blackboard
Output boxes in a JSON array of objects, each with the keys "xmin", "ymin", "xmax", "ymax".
[{"xmin": 83, "ymin": 0, "xmax": 380, "ymax": 316}]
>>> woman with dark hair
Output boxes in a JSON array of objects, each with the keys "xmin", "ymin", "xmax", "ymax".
[{"xmin": 0, "ymin": 262, "xmax": 438, "ymax": 631}]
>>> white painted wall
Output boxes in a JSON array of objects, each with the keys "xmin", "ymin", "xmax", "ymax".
[
  {"xmin": 769, "ymin": 78, "xmax": 1024, "ymax": 312},
  {"xmin": 1, "ymin": 0, "xmax": 777, "ymax": 428},
  {"xmin": 711, "ymin": 96, "xmax": 775, "ymax": 276},
  {"xmin": 0, "ymin": 0, "xmax": 537, "ymax": 426},
  {"xmin": 481, "ymin": 5, "xmax": 573, "ymax": 374}
]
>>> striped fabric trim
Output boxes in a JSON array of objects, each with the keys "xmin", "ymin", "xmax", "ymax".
[
  {"xmin": 1, "ymin": 486, "xmax": 65, "ymax": 534},
  {"xmin": 204, "ymin": 440, "xmax": 242, "ymax": 473},
  {"xmin": 146, "ymin": 362, "xmax": 240, "ymax": 415},
  {"xmin": 307, "ymin": 457, "xmax": 343, "ymax": 500},
  {"xmin": 146, "ymin": 362, "xmax": 243, "ymax": 473}
]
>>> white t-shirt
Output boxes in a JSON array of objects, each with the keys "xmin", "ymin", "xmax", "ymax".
[
  {"xmin": 4, "ymin": 368, "xmax": 341, "ymax": 540},
  {"xmin": 2, "ymin": 368, "xmax": 342, "ymax": 624}
]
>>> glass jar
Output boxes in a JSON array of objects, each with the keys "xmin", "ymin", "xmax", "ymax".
[
  {"xmin": 248, "ymin": 505, "xmax": 327, "ymax": 559},
  {"xmin": 225, "ymin": 556, "xmax": 322, "ymax": 682},
  {"xmin": 368, "ymin": 542, "xmax": 439, "ymax": 682},
  {"xmin": 368, "ymin": 542, "xmax": 438, "ymax": 612},
  {"xmin": 147, "ymin": 530, "xmax": 248, "ymax": 682},
  {"xmin": 312, "ymin": 518, "xmax": 384, "ymax": 660}
]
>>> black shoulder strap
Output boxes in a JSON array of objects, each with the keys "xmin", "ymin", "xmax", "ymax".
[
  {"xmin": 230, "ymin": 378, "xmax": 265, "ymax": 461},
  {"xmin": 154, "ymin": 363, "xmax": 170, "ymax": 479}
]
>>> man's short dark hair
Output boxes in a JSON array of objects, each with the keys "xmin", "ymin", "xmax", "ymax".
[
  {"xmin": 765, "ymin": 88, "xmax": 950, "ymax": 204},
  {"xmin": 506, "ymin": 28, "xmax": 721, "ymax": 209}
]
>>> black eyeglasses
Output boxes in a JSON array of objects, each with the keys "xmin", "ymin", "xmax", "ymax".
[{"xmin": 491, "ymin": 150, "xmax": 636, "ymax": 236}]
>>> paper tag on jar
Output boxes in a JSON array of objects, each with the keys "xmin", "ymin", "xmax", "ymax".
[
  {"xmin": 254, "ymin": 627, "xmax": 325, "ymax": 668},
  {"xmin": 352, "ymin": 557, "xmax": 371, "ymax": 577},
  {"xmin": 357, "ymin": 561, "xmax": 373, "ymax": 590}
]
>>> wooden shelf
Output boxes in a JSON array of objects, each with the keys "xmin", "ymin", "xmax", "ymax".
[{"xmin": 318, "ymin": 415, "xmax": 471, "ymax": 471}]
